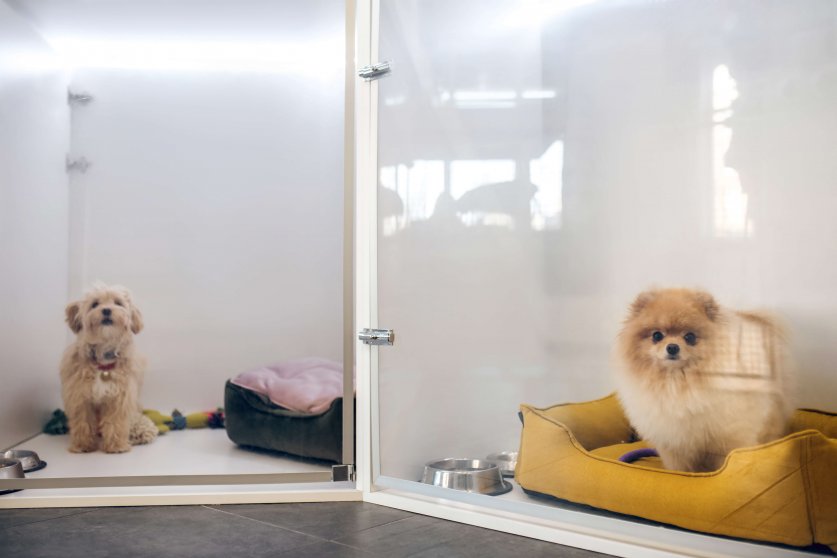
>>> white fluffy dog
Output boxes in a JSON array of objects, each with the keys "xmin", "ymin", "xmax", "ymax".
[{"xmin": 60, "ymin": 283, "xmax": 157, "ymax": 453}]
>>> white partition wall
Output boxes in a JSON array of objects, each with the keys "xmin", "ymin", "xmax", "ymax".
[
  {"xmin": 0, "ymin": 2, "xmax": 69, "ymax": 449},
  {"xmin": 363, "ymin": 0, "xmax": 836, "ymax": 554},
  {"xmin": 66, "ymin": 66, "xmax": 345, "ymax": 413},
  {"xmin": 10, "ymin": 0, "xmax": 347, "ymax": 414}
]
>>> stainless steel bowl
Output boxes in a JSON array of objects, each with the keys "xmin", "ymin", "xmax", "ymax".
[
  {"xmin": 484, "ymin": 451, "xmax": 518, "ymax": 478},
  {"xmin": 3, "ymin": 450, "xmax": 46, "ymax": 473},
  {"xmin": 421, "ymin": 458, "xmax": 512, "ymax": 496},
  {"xmin": 0, "ymin": 458, "xmax": 25, "ymax": 495}
]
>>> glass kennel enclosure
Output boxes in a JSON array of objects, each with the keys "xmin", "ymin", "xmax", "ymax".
[
  {"xmin": 357, "ymin": 0, "xmax": 836, "ymax": 556},
  {"xmin": 0, "ymin": 0, "xmax": 357, "ymax": 504},
  {"xmin": 2, "ymin": 0, "xmax": 836, "ymax": 555}
]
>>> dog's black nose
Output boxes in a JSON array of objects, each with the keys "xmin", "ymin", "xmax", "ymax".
[
  {"xmin": 666, "ymin": 343, "xmax": 680, "ymax": 356},
  {"xmin": 102, "ymin": 308, "xmax": 112, "ymax": 317}
]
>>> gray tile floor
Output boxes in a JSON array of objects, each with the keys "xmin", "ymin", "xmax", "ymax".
[{"xmin": 0, "ymin": 502, "xmax": 607, "ymax": 557}]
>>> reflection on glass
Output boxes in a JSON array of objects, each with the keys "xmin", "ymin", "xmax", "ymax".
[
  {"xmin": 453, "ymin": 90, "xmax": 517, "ymax": 109},
  {"xmin": 384, "ymin": 94, "xmax": 406, "ymax": 106},
  {"xmin": 521, "ymin": 89, "xmax": 556, "ymax": 100},
  {"xmin": 712, "ymin": 64, "xmax": 752, "ymax": 237},
  {"xmin": 381, "ymin": 151, "xmax": 563, "ymax": 233},
  {"xmin": 449, "ymin": 160, "xmax": 515, "ymax": 200},
  {"xmin": 530, "ymin": 140, "xmax": 563, "ymax": 230},
  {"xmin": 451, "ymin": 160, "xmax": 519, "ymax": 228},
  {"xmin": 434, "ymin": 89, "xmax": 557, "ymax": 109},
  {"xmin": 380, "ymin": 160, "xmax": 444, "ymax": 236},
  {"xmin": 503, "ymin": 0, "xmax": 601, "ymax": 29}
]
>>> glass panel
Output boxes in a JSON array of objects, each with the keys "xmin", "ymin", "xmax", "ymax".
[
  {"xmin": 376, "ymin": 0, "xmax": 836, "ymax": 547},
  {"xmin": 1, "ymin": 0, "xmax": 349, "ymax": 491}
]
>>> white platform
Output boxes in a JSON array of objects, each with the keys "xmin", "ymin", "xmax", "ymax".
[{"xmin": 0, "ymin": 430, "xmax": 358, "ymax": 507}]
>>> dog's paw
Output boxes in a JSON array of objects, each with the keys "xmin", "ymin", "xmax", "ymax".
[
  {"xmin": 129, "ymin": 414, "xmax": 159, "ymax": 445},
  {"xmin": 68, "ymin": 442, "xmax": 97, "ymax": 453},
  {"xmin": 130, "ymin": 429, "xmax": 157, "ymax": 445},
  {"xmin": 102, "ymin": 442, "xmax": 132, "ymax": 454}
]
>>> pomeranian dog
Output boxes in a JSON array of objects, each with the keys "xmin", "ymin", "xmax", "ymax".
[
  {"xmin": 60, "ymin": 283, "xmax": 157, "ymax": 453},
  {"xmin": 615, "ymin": 288, "xmax": 794, "ymax": 472}
]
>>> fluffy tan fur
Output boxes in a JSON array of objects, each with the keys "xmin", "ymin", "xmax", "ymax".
[
  {"xmin": 615, "ymin": 288, "xmax": 794, "ymax": 472},
  {"xmin": 60, "ymin": 283, "xmax": 157, "ymax": 453}
]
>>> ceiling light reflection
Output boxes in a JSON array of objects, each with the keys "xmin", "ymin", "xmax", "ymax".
[
  {"xmin": 45, "ymin": 36, "xmax": 343, "ymax": 76},
  {"xmin": 521, "ymin": 89, "xmax": 557, "ymax": 99},
  {"xmin": 503, "ymin": 0, "xmax": 601, "ymax": 28}
]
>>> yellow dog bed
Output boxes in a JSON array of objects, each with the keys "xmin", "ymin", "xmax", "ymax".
[{"xmin": 516, "ymin": 394, "xmax": 837, "ymax": 551}]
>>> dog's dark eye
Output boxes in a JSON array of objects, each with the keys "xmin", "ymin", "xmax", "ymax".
[
  {"xmin": 651, "ymin": 331, "xmax": 664, "ymax": 343},
  {"xmin": 115, "ymin": 300, "xmax": 124, "ymax": 307},
  {"xmin": 684, "ymin": 332, "xmax": 697, "ymax": 345},
  {"xmin": 91, "ymin": 301, "xmax": 99, "ymax": 309}
]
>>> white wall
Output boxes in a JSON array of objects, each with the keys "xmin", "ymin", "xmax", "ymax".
[
  {"xmin": 67, "ymin": 67, "xmax": 345, "ymax": 413},
  {"xmin": 5, "ymin": 0, "xmax": 346, "ymax": 419},
  {"xmin": 375, "ymin": 0, "xmax": 837, "ymax": 481},
  {"xmin": 0, "ymin": 2, "xmax": 69, "ymax": 448}
]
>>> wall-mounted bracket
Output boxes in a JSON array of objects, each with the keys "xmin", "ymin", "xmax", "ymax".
[
  {"xmin": 66, "ymin": 156, "xmax": 92, "ymax": 174},
  {"xmin": 358, "ymin": 61, "xmax": 391, "ymax": 80},
  {"xmin": 68, "ymin": 91, "xmax": 94, "ymax": 106},
  {"xmin": 358, "ymin": 328, "xmax": 394, "ymax": 346}
]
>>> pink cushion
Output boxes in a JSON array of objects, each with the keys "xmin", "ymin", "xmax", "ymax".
[{"xmin": 231, "ymin": 358, "xmax": 348, "ymax": 415}]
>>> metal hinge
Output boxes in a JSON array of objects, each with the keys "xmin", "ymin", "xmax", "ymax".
[
  {"xmin": 332, "ymin": 464, "xmax": 354, "ymax": 482},
  {"xmin": 68, "ymin": 90, "xmax": 94, "ymax": 106},
  {"xmin": 358, "ymin": 61, "xmax": 391, "ymax": 80},
  {"xmin": 358, "ymin": 328, "xmax": 394, "ymax": 346},
  {"xmin": 66, "ymin": 156, "xmax": 92, "ymax": 174}
]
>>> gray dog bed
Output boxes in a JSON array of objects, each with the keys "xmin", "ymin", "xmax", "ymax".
[{"xmin": 224, "ymin": 380, "xmax": 351, "ymax": 463}]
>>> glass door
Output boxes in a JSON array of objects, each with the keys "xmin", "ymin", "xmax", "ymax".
[
  {"xmin": 374, "ymin": 0, "xmax": 611, "ymax": 493},
  {"xmin": 370, "ymin": 0, "xmax": 837, "ymax": 553}
]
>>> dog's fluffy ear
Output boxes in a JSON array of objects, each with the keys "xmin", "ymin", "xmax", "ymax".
[
  {"xmin": 115, "ymin": 286, "xmax": 143, "ymax": 334},
  {"xmin": 694, "ymin": 291, "xmax": 720, "ymax": 321},
  {"xmin": 65, "ymin": 302, "xmax": 83, "ymax": 333},
  {"xmin": 628, "ymin": 290, "xmax": 656, "ymax": 317},
  {"xmin": 130, "ymin": 303, "xmax": 144, "ymax": 334}
]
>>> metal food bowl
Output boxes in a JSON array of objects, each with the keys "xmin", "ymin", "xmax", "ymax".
[
  {"xmin": 0, "ymin": 458, "xmax": 25, "ymax": 495},
  {"xmin": 421, "ymin": 458, "xmax": 512, "ymax": 496},
  {"xmin": 484, "ymin": 451, "xmax": 518, "ymax": 478},
  {"xmin": 3, "ymin": 450, "xmax": 46, "ymax": 473}
]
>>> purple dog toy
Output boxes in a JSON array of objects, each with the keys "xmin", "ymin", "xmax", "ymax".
[{"xmin": 618, "ymin": 448, "xmax": 659, "ymax": 463}]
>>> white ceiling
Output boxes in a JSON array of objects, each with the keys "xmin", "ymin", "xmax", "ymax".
[{"xmin": 5, "ymin": 0, "xmax": 344, "ymax": 71}]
